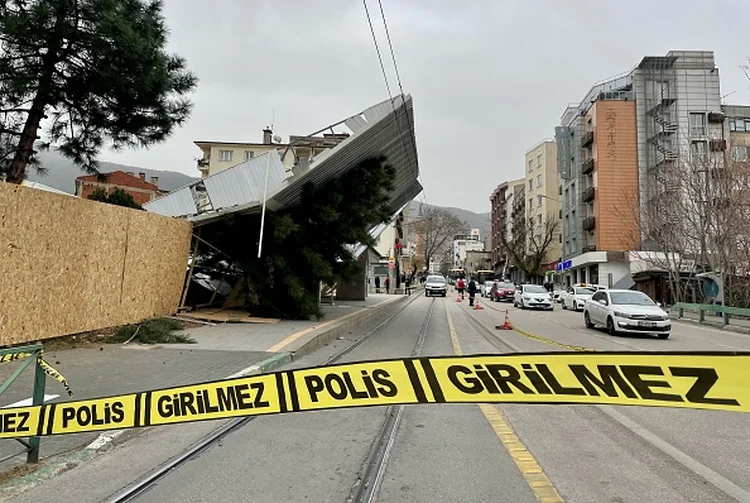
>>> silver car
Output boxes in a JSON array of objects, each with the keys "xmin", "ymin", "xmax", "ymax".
[{"xmin": 424, "ymin": 275, "xmax": 447, "ymax": 297}]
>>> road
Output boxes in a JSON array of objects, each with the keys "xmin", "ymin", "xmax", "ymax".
[{"xmin": 96, "ymin": 295, "xmax": 747, "ymax": 503}]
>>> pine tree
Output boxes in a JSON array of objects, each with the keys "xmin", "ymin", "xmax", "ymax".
[
  {"xmin": 0, "ymin": 0, "xmax": 197, "ymax": 183},
  {"xmin": 202, "ymin": 156, "xmax": 396, "ymax": 319}
]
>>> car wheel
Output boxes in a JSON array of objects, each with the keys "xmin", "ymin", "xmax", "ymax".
[
  {"xmin": 607, "ymin": 317, "xmax": 617, "ymax": 336},
  {"xmin": 658, "ymin": 333, "xmax": 670, "ymax": 339},
  {"xmin": 520, "ymin": 299, "xmax": 526, "ymax": 310},
  {"xmin": 442, "ymin": 293, "xmax": 446, "ymax": 297},
  {"xmin": 584, "ymin": 311, "xmax": 594, "ymax": 329}
]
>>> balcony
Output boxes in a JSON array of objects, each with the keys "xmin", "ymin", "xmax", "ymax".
[
  {"xmin": 708, "ymin": 111, "xmax": 726, "ymax": 124},
  {"xmin": 583, "ymin": 216, "xmax": 596, "ymax": 231},
  {"xmin": 582, "ymin": 245, "xmax": 597, "ymax": 253},
  {"xmin": 582, "ymin": 186, "xmax": 596, "ymax": 202},
  {"xmin": 581, "ymin": 130, "xmax": 594, "ymax": 147},
  {"xmin": 582, "ymin": 158, "xmax": 595, "ymax": 174}
]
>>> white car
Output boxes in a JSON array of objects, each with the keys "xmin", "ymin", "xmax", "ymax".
[
  {"xmin": 514, "ymin": 284, "xmax": 554, "ymax": 310},
  {"xmin": 584, "ymin": 289, "xmax": 671, "ymax": 339},
  {"xmin": 424, "ymin": 275, "xmax": 447, "ymax": 297},
  {"xmin": 562, "ymin": 285, "xmax": 597, "ymax": 311},
  {"xmin": 480, "ymin": 281, "xmax": 494, "ymax": 297}
]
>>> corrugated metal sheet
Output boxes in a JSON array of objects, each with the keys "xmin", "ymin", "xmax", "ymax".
[
  {"xmin": 142, "ymin": 186, "xmax": 197, "ymax": 217},
  {"xmin": 203, "ymin": 151, "xmax": 286, "ymax": 211}
]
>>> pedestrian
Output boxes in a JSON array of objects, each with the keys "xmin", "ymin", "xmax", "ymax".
[
  {"xmin": 384, "ymin": 276, "xmax": 390, "ymax": 294},
  {"xmin": 374, "ymin": 276, "xmax": 381, "ymax": 293},
  {"xmin": 456, "ymin": 277, "xmax": 465, "ymax": 300},
  {"xmin": 467, "ymin": 277, "xmax": 477, "ymax": 306},
  {"xmin": 404, "ymin": 275, "xmax": 411, "ymax": 295}
]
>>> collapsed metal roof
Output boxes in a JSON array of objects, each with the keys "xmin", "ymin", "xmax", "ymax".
[{"xmin": 144, "ymin": 94, "xmax": 421, "ymax": 225}]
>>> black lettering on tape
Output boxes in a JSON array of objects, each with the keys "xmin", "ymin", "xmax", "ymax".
[
  {"xmin": 179, "ymin": 392, "xmax": 198, "ymax": 416},
  {"xmin": 620, "ymin": 365, "xmax": 683, "ymax": 402},
  {"xmin": 473, "ymin": 365, "xmax": 501, "ymax": 393},
  {"xmin": 0, "ymin": 412, "xmax": 29, "ymax": 434},
  {"xmin": 221, "ymin": 385, "xmax": 242, "ymax": 412},
  {"xmin": 521, "ymin": 364, "xmax": 553, "ymax": 394},
  {"xmin": 372, "ymin": 369, "xmax": 397, "ymax": 398},
  {"xmin": 342, "ymin": 372, "xmax": 369, "ymax": 399},
  {"xmin": 235, "ymin": 384, "xmax": 255, "ymax": 409},
  {"xmin": 61, "ymin": 402, "xmax": 126, "ymax": 429},
  {"xmin": 305, "ymin": 375, "xmax": 325, "ymax": 403},
  {"xmin": 569, "ymin": 364, "xmax": 637, "ymax": 398},
  {"xmin": 669, "ymin": 367, "xmax": 740, "ymax": 406},
  {"xmin": 403, "ymin": 360, "xmax": 428, "ymax": 403},
  {"xmin": 324, "ymin": 374, "xmax": 348, "ymax": 400},
  {"xmin": 485, "ymin": 364, "xmax": 535, "ymax": 395},
  {"xmin": 157, "ymin": 395, "xmax": 173, "ymax": 418},
  {"xmin": 448, "ymin": 365, "xmax": 483, "ymax": 394},
  {"xmin": 251, "ymin": 382, "xmax": 270, "ymax": 408},
  {"xmin": 535, "ymin": 364, "xmax": 586, "ymax": 396}
]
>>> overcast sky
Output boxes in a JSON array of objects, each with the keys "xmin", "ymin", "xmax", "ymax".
[{"xmin": 105, "ymin": 0, "xmax": 750, "ymax": 213}]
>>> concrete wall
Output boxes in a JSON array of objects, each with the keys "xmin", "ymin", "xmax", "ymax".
[{"xmin": 0, "ymin": 182, "xmax": 192, "ymax": 346}]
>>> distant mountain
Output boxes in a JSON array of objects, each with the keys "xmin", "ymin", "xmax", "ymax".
[
  {"xmin": 406, "ymin": 201, "xmax": 491, "ymax": 248},
  {"xmin": 24, "ymin": 151, "xmax": 198, "ymax": 194}
]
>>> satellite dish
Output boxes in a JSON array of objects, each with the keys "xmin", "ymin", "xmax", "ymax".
[{"xmin": 273, "ymin": 135, "xmax": 282, "ymax": 143}]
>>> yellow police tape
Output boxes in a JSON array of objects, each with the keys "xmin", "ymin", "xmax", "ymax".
[
  {"xmin": 0, "ymin": 352, "xmax": 746, "ymax": 439},
  {"xmin": 0, "ymin": 350, "xmax": 73, "ymax": 398}
]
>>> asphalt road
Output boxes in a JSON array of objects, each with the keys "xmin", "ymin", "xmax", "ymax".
[{"xmin": 8, "ymin": 295, "xmax": 749, "ymax": 503}]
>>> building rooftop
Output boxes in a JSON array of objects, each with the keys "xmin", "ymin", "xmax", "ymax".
[{"xmin": 76, "ymin": 170, "xmax": 159, "ymax": 191}]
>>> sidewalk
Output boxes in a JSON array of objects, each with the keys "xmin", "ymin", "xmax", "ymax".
[
  {"xmin": 670, "ymin": 308, "xmax": 750, "ymax": 334},
  {"xmin": 0, "ymin": 293, "xmax": 403, "ymax": 472}
]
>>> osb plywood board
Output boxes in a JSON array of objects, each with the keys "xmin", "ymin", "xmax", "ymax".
[
  {"xmin": 0, "ymin": 182, "xmax": 192, "ymax": 346},
  {"xmin": 178, "ymin": 309, "xmax": 280, "ymax": 324}
]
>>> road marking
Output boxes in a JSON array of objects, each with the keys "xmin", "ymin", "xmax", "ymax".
[
  {"xmin": 444, "ymin": 299, "xmax": 564, "ymax": 503},
  {"xmin": 2, "ymin": 394, "xmax": 58, "ymax": 408},
  {"xmin": 267, "ymin": 297, "xmax": 397, "ymax": 352},
  {"xmin": 479, "ymin": 308, "xmax": 750, "ymax": 502}
]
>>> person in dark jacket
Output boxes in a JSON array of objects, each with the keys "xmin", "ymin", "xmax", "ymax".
[
  {"xmin": 374, "ymin": 276, "xmax": 381, "ymax": 293},
  {"xmin": 467, "ymin": 277, "xmax": 477, "ymax": 306}
]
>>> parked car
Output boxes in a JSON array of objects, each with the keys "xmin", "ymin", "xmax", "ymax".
[
  {"xmin": 480, "ymin": 281, "xmax": 495, "ymax": 297},
  {"xmin": 584, "ymin": 289, "xmax": 671, "ymax": 339},
  {"xmin": 490, "ymin": 281, "xmax": 516, "ymax": 302},
  {"xmin": 552, "ymin": 290, "xmax": 563, "ymax": 303},
  {"xmin": 562, "ymin": 285, "xmax": 597, "ymax": 311},
  {"xmin": 424, "ymin": 275, "xmax": 447, "ymax": 297},
  {"xmin": 514, "ymin": 284, "xmax": 554, "ymax": 310}
]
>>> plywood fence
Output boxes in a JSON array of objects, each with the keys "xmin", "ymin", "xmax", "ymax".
[{"xmin": 0, "ymin": 182, "xmax": 192, "ymax": 346}]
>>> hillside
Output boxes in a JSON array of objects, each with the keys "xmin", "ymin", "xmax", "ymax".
[
  {"xmin": 406, "ymin": 201, "xmax": 491, "ymax": 247},
  {"xmin": 24, "ymin": 151, "xmax": 198, "ymax": 194}
]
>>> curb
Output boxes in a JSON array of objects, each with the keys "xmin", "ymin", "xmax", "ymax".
[
  {"xmin": 292, "ymin": 295, "xmax": 410, "ymax": 360},
  {"xmin": 672, "ymin": 316, "xmax": 750, "ymax": 335}
]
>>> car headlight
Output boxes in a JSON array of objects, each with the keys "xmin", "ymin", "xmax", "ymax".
[
  {"xmin": 523, "ymin": 295, "xmax": 531, "ymax": 300},
  {"xmin": 613, "ymin": 311, "xmax": 627, "ymax": 318}
]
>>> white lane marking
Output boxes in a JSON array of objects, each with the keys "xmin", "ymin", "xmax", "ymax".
[
  {"xmin": 2, "ymin": 394, "xmax": 59, "ymax": 408},
  {"xmin": 601, "ymin": 406, "xmax": 750, "ymax": 502}
]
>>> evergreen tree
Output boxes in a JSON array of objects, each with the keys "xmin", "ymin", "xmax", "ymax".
[
  {"xmin": 87, "ymin": 186, "xmax": 142, "ymax": 209},
  {"xmin": 0, "ymin": 0, "xmax": 197, "ymax": 183},
  {"xmin": 203, "ymin": 156, "xmax": 396, "ymax": 319}
]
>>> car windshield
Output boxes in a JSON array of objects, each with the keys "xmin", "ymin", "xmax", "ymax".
[
  {"xmin": 426, "ymin": 276, "xmax": 445, "ymax": 284},
  {"xmin": 498, "ymin": 282, "xmax": 515, "ymax": 289},
  {"xmin": 524, "ymin": 285, "xmax": 547, "ymax": 294},
  {"xmin": 610, "ymin": 291, "xmax": 655, "ymax": 306},
  {"xmin": 484, "ymin": 281, "xmax": 494, "ymax": 287},
  {"xmin": 574, "ymin": 287, "xmax": 596, "ymax": 295}
]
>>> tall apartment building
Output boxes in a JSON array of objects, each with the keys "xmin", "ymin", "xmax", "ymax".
[
  {"xmin": 524, "ymin": 140, "xmax": 562, "ymax": 267},
  {"xmin": 555, "ymin": 50, "xmax": 726, "ymax": 289},
  {"xmin": 489, "ymin": 177, "xmax": 523, "ymax": 270},
  {"xmin": 452, "ymin": 234, "xmax": 484, "ymax": 269}
]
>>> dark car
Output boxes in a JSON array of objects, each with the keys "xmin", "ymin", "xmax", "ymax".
[{"xmin": 490, "ymin": 281, "xmax": 516, "ymax": 302}]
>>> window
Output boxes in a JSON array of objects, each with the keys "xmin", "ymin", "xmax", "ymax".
[
  {"xmin": 528, "ymin": 179, "xmax": 533, "ymax": 190},
  {"xmin": 537, "ymin": 214, "xmax": 542, "ymax": 225},
  {"xmin": 691, "ymin": 141, "xmax": 708, "ymax": 163},
  {"xmin": 729, "ymin": 119, "xmax": 737, "ymax": 132},
  {"xmin": 244, "ymin": 151, "xmax": 255, "ymax": 160},
  {"xmin": 528, "ymin": 159, "xmax": 534, "ymax": 172},
  {"xmin": 529, "ymin": 197, "xmax": 533, "ymax": 209},
  {"xmin": 689, "ymin": 112, "xmax": 706, "ymax": 137},
  {"xmin": 537, "ymin": 174, "xmax": 543, "ymax": 188},
  {"xmin": 537, "ymin": 194, "xmax": 543, "ymax": 206},
  {"xmin": 732, "ymin": 146, "xmax": 749, "ymax": 161},
  {"xmin": 219, "ymin": 150, "xmax": 233, "ymax": 162},
  {"xmin": 536, "ymin": 154, "xmax": 542, "ymax": 167}
]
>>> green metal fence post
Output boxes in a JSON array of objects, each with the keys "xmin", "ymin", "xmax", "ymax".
[
  {"xmin": 26, "ymin": 356, "xmax": 46, "ymax": 464},
  {"xmin": 699, "ymin": 309, "xmax": 705, "ymax": 323}
]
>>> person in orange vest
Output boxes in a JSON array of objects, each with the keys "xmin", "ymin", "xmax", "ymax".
[{"xmin": 456, "ymin": 277, "xmax": 465, "ymax": 300}]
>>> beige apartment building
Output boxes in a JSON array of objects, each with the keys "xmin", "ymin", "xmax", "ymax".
[
  {"xmin": 195, "ymin": 128, "xmax": 349, "ymax": 178},
  {"xmin": 524, "ymin": 139, "xmax": 562, "ymax": 265}
]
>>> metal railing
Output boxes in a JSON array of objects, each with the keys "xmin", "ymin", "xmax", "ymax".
[{"xmin": 0, "ymin": 344, "xmax": 47, "ymax": 464}]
